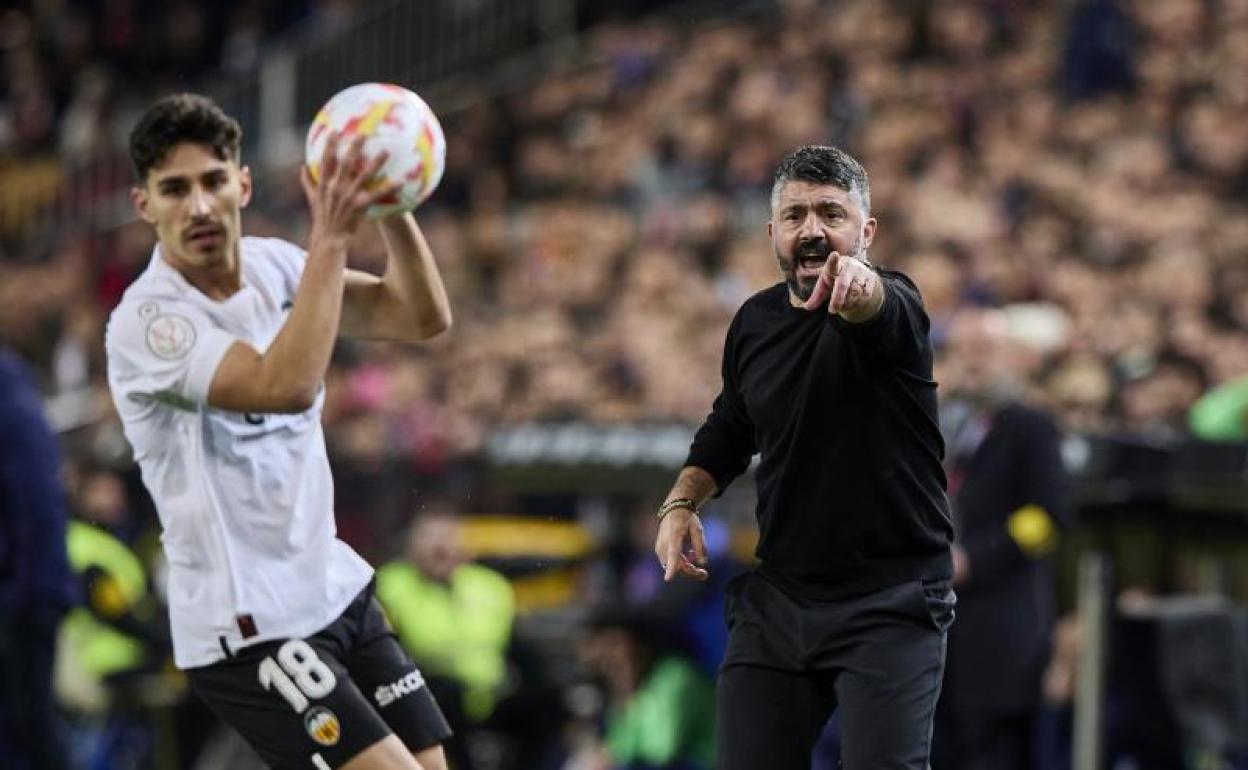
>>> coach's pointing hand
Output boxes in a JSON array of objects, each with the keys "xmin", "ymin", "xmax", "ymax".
[
  {"xmin": 803, "ymin": 252, "xmax": 884, "ymax": 323},
  {"xmin": 655, "ymin": 506, "xmax": 709, "ymax": 582}
]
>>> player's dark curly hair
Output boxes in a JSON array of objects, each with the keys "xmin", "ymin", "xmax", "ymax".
[
  {"xmin": 771, "ymin": 144, "xmax": 871, "ymax": 216},
  {"xmin": 129, "ymin": 93, "xmax": 242, "ymax": 182}
]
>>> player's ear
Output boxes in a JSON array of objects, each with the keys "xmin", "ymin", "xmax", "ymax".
[
  {"xmin": 239, "ymin": 165, "xmax": 253, "ymax": 209},
  {"xmin": 767, "ymin": 220, "xmax": 774, "ymax": 239},
  {"xmin": 131, "ymin": 185, "xmax": 154, "ymax": 225}
]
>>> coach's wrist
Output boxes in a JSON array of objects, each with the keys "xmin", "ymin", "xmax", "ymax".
[{"xmin": 866, "ymin": 277, "xmax": 886, "ymax": 315}]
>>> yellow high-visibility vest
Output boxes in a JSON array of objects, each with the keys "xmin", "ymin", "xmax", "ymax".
[
  {"xmin": 376, "ymin": 562, "xmax": 514, "ymax": 720},
  {"xmin": 63, "ymin": 520, "xmax": 147, "ymax": 678}
]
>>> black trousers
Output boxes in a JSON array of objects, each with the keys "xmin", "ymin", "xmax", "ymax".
[
  {"xmin": 931, "ymin": 709, "xmax": 1037, "ymax": 770},
  {"xmin": 716, "ymin": 572, "xmax": 953, "ymax": 770}
]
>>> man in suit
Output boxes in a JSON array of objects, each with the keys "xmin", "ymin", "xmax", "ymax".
[{"xmin": 931, "ymin": 308, "xmax": 1071, "ymax": 770}]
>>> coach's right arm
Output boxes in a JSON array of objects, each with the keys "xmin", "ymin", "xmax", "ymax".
[
  {"xmin": 655, "ymin": 312, "xmax": 757, "ymax": 582},
  {"xmin": 208, "ymin": 133, "xmax": 396, "ymax": 414}
]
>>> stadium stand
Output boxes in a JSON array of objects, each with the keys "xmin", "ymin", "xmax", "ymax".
[{"xmin": 3, "ymin": 0, "xmax": 1248, "ymax": 767}]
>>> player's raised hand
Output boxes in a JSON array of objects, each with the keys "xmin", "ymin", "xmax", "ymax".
[
  {"xmin": 802, "ymin": 252, "xmax": 882, "ymax": 321},
  {"xmin": 654, "ymin": 507, "xmax": 709, "ymax": 582},
  {"xmin": 301, "ymin": 131, "xmax": 398, "ymax": 241}
]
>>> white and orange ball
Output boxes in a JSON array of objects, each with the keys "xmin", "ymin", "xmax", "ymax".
[{"xmin": 305, "ymin": 82, "xmax": 446, "ymax": 219}]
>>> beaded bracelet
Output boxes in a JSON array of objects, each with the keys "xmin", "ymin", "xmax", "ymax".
[{"xmin": 657, "ymin": 497, "xmax": 699, "ymax": 520}]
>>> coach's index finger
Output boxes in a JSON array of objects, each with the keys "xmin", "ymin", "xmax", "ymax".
[
  {"xmin": 828, "ymin": 260, "xmax": 856, "ymax": 314},
  {"xmin": 803, "ymin": 252, "xmax": 841, "ymax": 311}
]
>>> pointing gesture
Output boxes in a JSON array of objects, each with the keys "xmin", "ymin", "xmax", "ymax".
[{"xmin": 803, "ymin": 252, "xmax": 884, "ymax": 322}]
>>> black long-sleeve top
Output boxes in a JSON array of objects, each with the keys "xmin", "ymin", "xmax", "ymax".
[{"xmin": 686, "ymin": 270, "xmax": 953, "ymax": 602}]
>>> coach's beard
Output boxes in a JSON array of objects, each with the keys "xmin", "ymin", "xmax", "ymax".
[{"xmin": 779, "ymin": 237, "xmax": 867, "ymax": 302}]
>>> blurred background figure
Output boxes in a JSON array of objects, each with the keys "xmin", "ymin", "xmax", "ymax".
[
  {"xmin": 572, "ymin": 606, "xmax": 715, "ymax": 770},
  {"xmin": 57, "ymin": 462, "xmax": 175, "ymax": 770},
  {"xmin": 0, "ymin": 345, "xmax": 76, "ymax": 770},
  {"xmin": 932, "ymin": 308, "xmax": 1072, "ymax": 770},
  {"xmin": 1190, "ymin": 375, "xmax": 1248, "ymax": 442},
  {"xmin": 377, "ymin": 503, "xmax": 564, "ymax": 770}
]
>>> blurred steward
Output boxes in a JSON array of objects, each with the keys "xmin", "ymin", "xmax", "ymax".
[
  {"xmin": 376, "ymin": 503, "xmax": 563, "ymax": 770},
  {"xmin": 57, "ymin": 463, "xmax": 174, "ymax": 769}
]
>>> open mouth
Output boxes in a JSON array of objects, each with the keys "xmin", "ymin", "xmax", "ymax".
[{"xmin": 796, "ymin": 255, "xmax": 826, "ymax": 278}]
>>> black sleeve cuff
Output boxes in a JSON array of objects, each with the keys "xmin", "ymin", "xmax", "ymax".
[
  {"xmin": 835, "ymin": 273, "xmax": 900, "ymax": 342},
  {"xmin": 681, "ymin": 453, "xmax": 736, "ymax": 498}
]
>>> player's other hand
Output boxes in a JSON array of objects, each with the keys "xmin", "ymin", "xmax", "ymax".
[
  {"xmin": 654, "ymin": 507, "xmax": 709, "ymax": 582},
  {"xmin": 802, "ymin": 252, "xmax": 881, "ymax": 319},
  {"xmin": 301, "ymin": 131, "xmax": 399, "ymax": 242}
]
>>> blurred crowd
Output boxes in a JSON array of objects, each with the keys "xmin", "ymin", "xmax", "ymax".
[
  {"xmin": 0, "ymin": 0, "xmax": 366, "ymax": 150},
  {"xmin": 3, "ymin": 0, "xmax": 1248, "ymax": 768},
  {"xmin": 0, "ymin": 0, "xmax": 371, "ymax": 238},
  {"xmin": 4, "ymin": 0, "xmax": 1248, "ymax": 479}
]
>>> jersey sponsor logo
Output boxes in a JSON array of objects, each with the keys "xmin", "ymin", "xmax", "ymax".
[
  {"xmin": 304, "ymin": 706, "xmax": 341, "ymax": 747},
  {"xmin": 374, "ymin": 669, "xmax": 425, "ymax": 708},
  {"xmin": 145, "ymin": 314, "xmax": 197, "ymax": 360}
]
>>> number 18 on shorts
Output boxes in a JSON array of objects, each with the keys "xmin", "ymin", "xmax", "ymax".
[{"xmin": 188, "ymin": 615, "xmax": 451, "ymax": 770}]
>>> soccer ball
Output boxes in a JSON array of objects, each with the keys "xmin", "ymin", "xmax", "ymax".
[{"xmin": 305, "ymin": 82, "xmax": 446, "ymax": 219}]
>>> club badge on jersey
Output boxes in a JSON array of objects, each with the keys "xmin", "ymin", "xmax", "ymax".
[{"xmin": 304, "ymin": 706, "xmax": 342, "ymax": 747}]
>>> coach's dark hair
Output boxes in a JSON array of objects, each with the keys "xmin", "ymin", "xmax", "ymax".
[
  {"xmin": 771, "ymin": 145, "xmax": 871, "ymax": 216},
  {"xmin": 129, "ymin": 93, "xmax": 243, "ymax": 182}
]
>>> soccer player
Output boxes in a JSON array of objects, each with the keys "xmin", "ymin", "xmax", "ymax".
[
  {"xmin": 654, "ymin": 145, "xmax": 956, "ymax": 770},
  {"xmin": 105, "ymin": 93, "xmax": 453, "ymax": 770}
]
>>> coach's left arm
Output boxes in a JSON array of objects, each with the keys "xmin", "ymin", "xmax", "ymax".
[{"xmin": 340, "ymin": 211, "xmax": 452, "ymax": 341}]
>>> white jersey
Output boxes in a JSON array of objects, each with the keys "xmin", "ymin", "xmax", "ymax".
[{"xmin": 105, "ymin": 236, "xmax": 372, "ymax": 669}]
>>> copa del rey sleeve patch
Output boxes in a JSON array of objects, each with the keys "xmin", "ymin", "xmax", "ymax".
[{"xmin": 145, "ymin": 313, "xmax": 197, "ymax": 359}]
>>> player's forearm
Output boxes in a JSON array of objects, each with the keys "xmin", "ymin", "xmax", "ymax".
[
  {"xmin": 374, "ymin": 213, "xmax": 452, "ymax": 340},
  {"xmin": 260, "ymin": 233, "xmax": 350, "ymax": 405},
  {"xmin": 665, "ymin": 466, "xmax": 719, "ymax": 509}
]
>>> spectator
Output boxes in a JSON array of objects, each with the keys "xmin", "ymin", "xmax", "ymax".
[
  {"xmin": 576, "ymin": 605, "xmax": 715, "ymax": 770},
  {"xmin": 1189, "ymin": 375, "xmax": 1248, "ymax": 442},
  {"xmin": 1061, "ymin": 0, "xmax": 1138, "ymax": 100}
]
